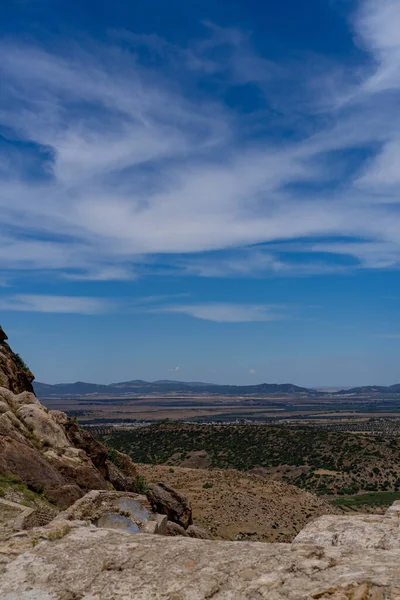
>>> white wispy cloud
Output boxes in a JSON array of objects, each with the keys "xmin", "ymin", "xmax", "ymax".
[
  {"xmin": 1, "ymin": 2, "xmax": 400, "ymax": 280},
  {"xmin": 154, "ymin": 303, "xmax": 285, "ymax": 322},
  {"xmin": 0, "ymin": 295, "xmax": 111, "ymax": 314}
]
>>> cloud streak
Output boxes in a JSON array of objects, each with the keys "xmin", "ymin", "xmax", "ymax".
[
  {"xmin": 0, "ymin": 295, "xmax": 112, "ymax": 314},
  {"xmin": 2, "ymin": 2, "xmax": 400, "ymax": 281},
  {"xmin": 155, "ymin": 303, "xmax": 285, "ymax": 322}
]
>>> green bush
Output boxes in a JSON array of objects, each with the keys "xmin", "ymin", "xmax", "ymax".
[
  {"xmin": 133, "ymin": 475, "xmax": 148, "ymax": 494},
  {"xmin": 203, "ymin": 482, "xmax": 213, "ymax": 489}
]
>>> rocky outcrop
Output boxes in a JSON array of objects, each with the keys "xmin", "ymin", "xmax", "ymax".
[
  {"xmin": 54, "ymin": 489, "xmax": 168, "ymax": 535},
  {"xmin": 294, "ymin": 500, "xmax": 400, "ymax": 549},
  {"xmin": 0, "ymin": 328, "xmax": 141, "ymax": 507},
  {"xmin": 0, "ymin": 328, "xmax": 34, "ymax": 394},
  {"xmin": 3, "ymin": 506, "xmax": 400, "ymax": 599},
  {"xmin": 147, "ymin": 481, "xmax": 193, "ymax": 529}
]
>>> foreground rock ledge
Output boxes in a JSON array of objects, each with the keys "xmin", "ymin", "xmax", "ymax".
[{"xmin": 1, "ymin": 526, "xmax": 400, "ymax": 599}]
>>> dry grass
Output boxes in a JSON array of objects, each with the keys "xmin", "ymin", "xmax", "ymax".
[{"xmin": 138, "ymin": 463, "xmax": 337, "ymax": 542}]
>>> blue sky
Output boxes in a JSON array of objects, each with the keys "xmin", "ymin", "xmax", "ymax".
[{"xmin": 1, "ymin": 0, "xmax": 400, "ymax": 386}]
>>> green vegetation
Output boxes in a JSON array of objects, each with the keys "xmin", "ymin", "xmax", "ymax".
[
  {"xmin": 47, "ymin": 525, "xmax": 71, "ymax": 540},
  {"xmin": 332, "ymin": 491, "xmax": 400, "ymax": 509},
  {"xmin": 107, "ymin": 447, "xmax": 122, "ymax": 469},
  {"xmin": 11, "ymin": 352, "xmax": 30, "ymax": 372},
  {"xmin": 98, "ymin": 423, "xmax": 400, "ymax": 497},
  {"xmin": 203, "ymin": 482, "xmax": 213, "ymax": 489},
  {"xmin": 133, "ymin": 475, "xmax": 148, "ymax": 494},
  {"xmin": 0, "ymin": 474, "xmax": 46, "ymax": 504}
]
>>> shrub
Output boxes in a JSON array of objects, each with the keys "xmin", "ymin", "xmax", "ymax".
[
  {"xmin": 203, "ymin": 482, "xmax": 213, "ymax": 489},
  {"xmin": 107, "ymin": 448, "xmax": 122, "ymax": 469},
  {"xmin": 133, "ymin": 475, "xmax": 148, "ymax": 494}
]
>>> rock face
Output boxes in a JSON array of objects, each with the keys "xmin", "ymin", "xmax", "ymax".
[
  {"xmin": 0, "ymin": 328, "xmax": 140, "ymax": 507},
  {"xmin": 147, "ymin": 481, "xmax": 193, "ymax": 529},
  {"xmin": 3, "ymin": 506, "xmax": 400, "ymax": 599},
  {"xmin": 294, "ymin": 501, "xmax": 400, "ymax": 549},
  {"xmin": 0, "ymin": 330, "xmax": 34, "ymax": 394}
]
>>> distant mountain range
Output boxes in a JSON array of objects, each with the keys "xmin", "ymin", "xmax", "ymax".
[
  {"xmin": 334, "ymin": 384, "xmax": 400, "ymax": 395},
  {"xmin": 32, "ymin": 379, "xmax": 400, "ymax": 399},
  {"xmin": 33, "ymin": 379, "xmax": 321, "ymax": 398}
]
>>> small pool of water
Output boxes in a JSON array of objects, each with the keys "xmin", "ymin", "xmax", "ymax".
[
  {"xmin": 116, "ymin": 498, "xmax": 150, "ymax": 522},
  {"xmin": 95, "ymin": 513, "xmax": 140, "ymax": 533}
]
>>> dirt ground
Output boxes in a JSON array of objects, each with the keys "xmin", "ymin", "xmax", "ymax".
[{"xmin": 138, "ymin": 463, "xmax": 338, "ymax": 542}]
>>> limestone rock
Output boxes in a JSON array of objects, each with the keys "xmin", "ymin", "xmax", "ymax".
[
  {"xmin": 55, "ymin": 490, "xmax": 168, "ymax": 536},
  {"xmin": 3, "ymin": 522, "xmax": 400, "ymax": 599},
  {"xmin": 0, "ymin": 331, "xmax": 142, "ymax": 508},
  {"xmin": 41, "ymin": 484, "xmax": 83, "ymax": 509},
  {"xmin": 17, "ymin": 404, "xmax": 70, "ymax": 448},
  {"xmin": 166, "ymin": 520, "xmax": 189, "ymax": 536},
  {"xmin": 0, "ymin": 436, "xmax": 65, "ymax": 493},
  {"xmin": 294, "ymin": 511, "xmax": 400, "ymax": 549},
  {"xmin": 187, "ymin": 524, "xmax": 212, "ymax": 539},
  {"xmin": 0, "ymin": 328, "xmax": 34, "ymax": 394},
  {"xmin": 147, "ymin": 482, "xmax": 192, "ymax": 529}
]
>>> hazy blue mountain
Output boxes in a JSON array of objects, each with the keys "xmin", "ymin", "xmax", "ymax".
[{"xmin": 33, "ymin": 380, "xmax": 321, "ymax": 398}]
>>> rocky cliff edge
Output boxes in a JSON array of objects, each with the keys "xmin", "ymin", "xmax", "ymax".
[{"xmin": 0, "ymin": 327, "xmax": 141, "ymax": 507}]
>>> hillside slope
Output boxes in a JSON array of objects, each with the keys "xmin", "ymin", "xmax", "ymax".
[
  {"xmin": 137, "ymin": 463, "xmax": 338, "ymax": 542},
  {"xmin": 101, "ymin": 422, "xmax": 400, "ymax": 496}
]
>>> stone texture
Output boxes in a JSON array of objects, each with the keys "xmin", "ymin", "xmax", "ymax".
[
  {"xmin": 166, "ymin": 520, "xmax": 189, "ymax": 536},
  {"xmin": 187, "ymin": 524, "xmax": 212, "ymax": 539},
  {"xmin": 0, "ymin": 331, "xmax": 34, "ymax": 394},
  {"xmin": 147, "ymin": 481, "xmax": 193, "ymax": 528},
  {"xmin": 0, "ymin": 329, "xmax": 142, "ymax": 508},
  {"xmin": 0, "ymin": 436, "xmax": 66, "ymax": 493},
  {"xmin": 3, "ymin": 521, "xmax": 400, "ymax": 599},
  {"xmin": 17, "ymin": 405, "xmax": 70, "ymax": 448},
  {"xmin": 43, "ymin": 484, "xmax": 83, "ymax": 509},
  {"xmin": 55, "ymin": 490, "xmax": 167, "ymax": 535},
  {"xmin": 294, "ymin": 507, "xmax": 400, "ymax": 549}
]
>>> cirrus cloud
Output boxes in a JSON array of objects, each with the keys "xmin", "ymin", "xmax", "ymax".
[{"xmin": 1, "ymin": 1, "xmax": 400, "ymax": 282}]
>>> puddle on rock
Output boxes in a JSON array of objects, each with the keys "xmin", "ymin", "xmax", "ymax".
[
  {"xmin": 116, "ymin": 498, "xmax": 150, "ymax": 522},
  {"xmin": 95, "ymin": 513, "xmax": 140, "ymax": 533}
]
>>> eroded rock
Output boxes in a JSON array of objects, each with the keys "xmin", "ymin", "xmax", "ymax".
[
  {"xmin": 2, "ymin": 521, "xmax": 400, "ymax": 599},
  {"xmin": 0, "ymin": 328, "xmax": 142, "ymax": 508},
  {"xmin": 294, "ymin": 509, "xmax": 400, "ymax": 549},
  {"xmin": 147, "ymin": 482, "xmax": 192, "ymax": 529}
]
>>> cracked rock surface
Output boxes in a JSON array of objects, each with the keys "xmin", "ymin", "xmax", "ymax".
[{"xmin": 1, "ymin": 519, "xmax": 400, "ymax": 599}]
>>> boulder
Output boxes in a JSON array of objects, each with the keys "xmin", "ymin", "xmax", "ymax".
[
  {"xmin": 17, "ymin": 404, "xmax": 70, "ymax": 448},
  {"xmin": 166, "ymin": 521, "xmax": 188, "ymax": 537},
  {"xmin": 0, "ymin": 436, "xmax": 65, "ymax": 493},
  {"xmin": 44, "ymin": 484, "xmax": 83, "ymax": 509},
  {"xmin": 43, "ymin": 447, "xmax": 109, "ymax": 491},
  {"xmin": 187, "ymin": 524, "xmax": 212, "ymax": 540},
  {"xmin": 105, "ymin": 459, "xmax": 136, "ymax": 492},
  {"xmin": 147, "ymin": 482, "xmax": 192, "ymax": 529},
  {"xmin": 55, "ymin": 490, "xmax": 168, "ymax": 536},
  {"xmin": 294, "ymin": 510, "xmax": 400, "ymax": 549}
]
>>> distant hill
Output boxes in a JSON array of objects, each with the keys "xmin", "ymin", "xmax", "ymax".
[
  {"xmin": 335, "ymin": 384, "xmax": 400, "ymax": 395},
  {"xmin": 33, "ymin": 379, "xmax": 321, "ymax": 398},
  {"xmin": 100, "ymin": 422, "xmax": 400, "ymax": 498}
]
